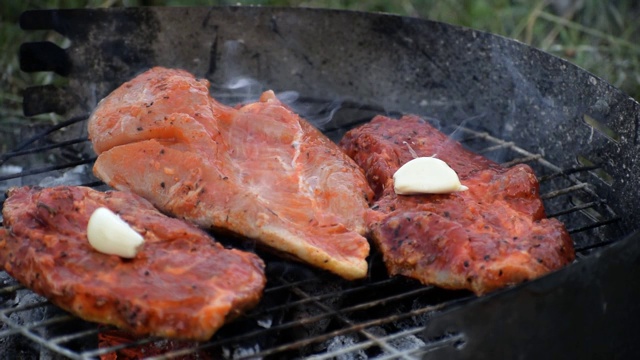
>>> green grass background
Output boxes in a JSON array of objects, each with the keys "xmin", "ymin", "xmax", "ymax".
[{"xmin": 1, "ymin": 0, "xmax": 639, "ymax": 135}]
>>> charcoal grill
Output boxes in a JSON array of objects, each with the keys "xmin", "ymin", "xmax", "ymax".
[{"xmin": 2, "ymin": 6, "xmax": 640, "ymax": 359}]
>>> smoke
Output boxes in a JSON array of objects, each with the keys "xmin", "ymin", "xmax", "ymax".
[
  {"xmin": 279, "ymin": 91, "xmax": 344, "ymax": 129},
  {"xmin": 210, "ymin": 77, "xmax": 346, "ymax": 130}
]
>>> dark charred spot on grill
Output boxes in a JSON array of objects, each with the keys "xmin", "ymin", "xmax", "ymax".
[
  {"xmin": 136, "ymin": 127, "xmax": 143, "ymax": 131},
  {"xmin": 443, "ymin": 211, "xmax": 450, "ymax": 218},
  {"xmin": 498, "ymin": 270, "xmax": 503, "ymax": 276},
  {"xmin": 484, "ymin": 255, "xmax": 490, "ymax": 261},
  {"xmin": 160, "ymin": 182, "xmax": 165, "ymax": 188},
  {"xmin": 160, "ymin": 149, "xmax": 165, "ymax": 155},
  {"xmin": 163, "ymin": 96, "xmax": 169, "ymax": 99},
  {"xmin": 537, "ymin": 258, "xmax": 544, "ymax": 263},
  {"xmin": 463, "ymin": 260, "xmax": 470, "ymax": 268},
  {"xmin": 144, "ymin": 270, "xmax": 150, "ymax": 276},
  {"xmin": 222, "ymin": 176, "xmax": 229, "ymax": 180},
  {"xmin": 145, "ymin": 102, "xmax": 153, "ymax": 107}
]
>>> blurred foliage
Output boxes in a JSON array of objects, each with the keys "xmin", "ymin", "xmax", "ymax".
[{"xmin": 1, "ymin": 0, "xmax": 639, "ymax": 134}]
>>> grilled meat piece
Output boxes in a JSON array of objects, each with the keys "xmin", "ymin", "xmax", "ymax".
[
  {"xmin": 339, "ymin": 115, "xmax": 575, "ymax": 294},
  {"xmin": 0, "ymin": 186, "xmax": 266, "ymax": 340},
  {"xmin": 88, "ymin": 67, "xmax": 373, "ymax": 280}
]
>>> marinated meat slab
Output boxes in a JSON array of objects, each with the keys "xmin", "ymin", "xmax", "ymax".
[
  {"xmin": 340, "ymin": 115, "xmax": 575, "ymax": 294},
  {"xmin": 88, "ymin": 67, "xmax": 373, "ymax": 280},
  {"xmin": 0, "ymin": 186, "xmax": 266, "ymax": 340}
]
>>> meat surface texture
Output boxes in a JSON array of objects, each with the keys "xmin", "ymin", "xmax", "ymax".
[
  {"xmin": 339, "ymin": 115, "xmax": 575, "ymax": 294},
  {"xmin": 88, "ymin": 67, "xmax": 373, "ymax": 280},
  {"xmin": 0, "ymin": 186, "xmax": 266, "ymax": 340}
]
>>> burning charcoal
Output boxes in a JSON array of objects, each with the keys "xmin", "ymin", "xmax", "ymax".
[
  {"xmin": 0, "ymin": 165, "xmax": 22, "ymax": 193},
  {"xmin": 38, "ymin": 164, "xmax": 94, "ymax": 187},
  {"xmin": 323, "ymin": 334, "xmax": 367, "ymax": 360},
  {"xmin": 7, "ymin": 290, "xmax": 49, "ymax": 328},
  {"xmin": 288, "ymin": 280, "xmax": 345, "ymax": 342},
  {"xmin": 367, "ymin": 326, "xmax": 426, "ymax": 357},
  {"xmin": 256, "ymin": 315, "xmax": 272, "ymax": 329},
  {"xmin": 221, "ymin": 343, "xmax": 261, "ymax": 360},
  {"xmin": 385, "ymin": 334, "xmax": 426, "ymax": 355},
  {"xmin": 0, "ymin": 286, "xmax": 68, "ymax": 359}
]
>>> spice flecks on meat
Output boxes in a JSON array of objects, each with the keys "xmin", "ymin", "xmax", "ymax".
[
  {"xmin": 88, "ymin": 67, "xmax": 373, "ymax": 280},
  {"xmin": 340, "ymin": 115, "xmax": 575, "ymax": 295}
]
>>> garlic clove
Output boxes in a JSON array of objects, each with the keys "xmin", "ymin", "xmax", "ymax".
[
  {"xmin": 87, "ymin": 207, "xmax": 144, "ymax": 258},
  {"xmin": 393, "ymin": 157, "xmax": 468, "ymax": 195}
]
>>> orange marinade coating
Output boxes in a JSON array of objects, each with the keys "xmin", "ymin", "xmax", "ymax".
[
  {"xmin": 89, "ymin": 67, "xmax": 373, "ymax": 280},
  {"xmin": 0, "ymin": 186, "xmax": 266, "ymax": 340},
  {"xmin": 340, "ymin": 115, "xmax": 575, "ymax": 294}
]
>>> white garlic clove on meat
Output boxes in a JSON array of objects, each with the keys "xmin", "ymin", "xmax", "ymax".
[
  {"xmin": 393, "ymin": 157, "xmax": 468, "ymax": 195},
  {"xmin": 87, "ymin": 207, "xmax": 144, "ymax": 258}
]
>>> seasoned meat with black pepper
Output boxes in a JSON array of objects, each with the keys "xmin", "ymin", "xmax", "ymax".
[
  {"xmin": 0, "ymin": 186, "xmax": 266, "ymax": 340},
  {"xmin": 340, "ymin": 115, "xmax": 575, "ymax": 295},
  {"xmin": 88, "ymin": 67, "xmax": 372, "ymax": 280}
]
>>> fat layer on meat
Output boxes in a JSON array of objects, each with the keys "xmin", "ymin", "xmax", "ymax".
[
  {"xmin": 0, "ymin": 186, "xmax": 266, "ymax": 340},
  {"xmin": 339, "ymin": 115, "xmax": 575, "ymax": 295}
]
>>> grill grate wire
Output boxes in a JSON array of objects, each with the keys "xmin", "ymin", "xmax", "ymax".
[{"xmin": 0, "ymin": 108, "xmax": 620, "ymax": 359}]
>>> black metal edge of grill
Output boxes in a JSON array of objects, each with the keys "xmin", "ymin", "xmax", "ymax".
[{"xmin": 2, "ymin": 5, "xmax": 640, "ymax": 359}]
